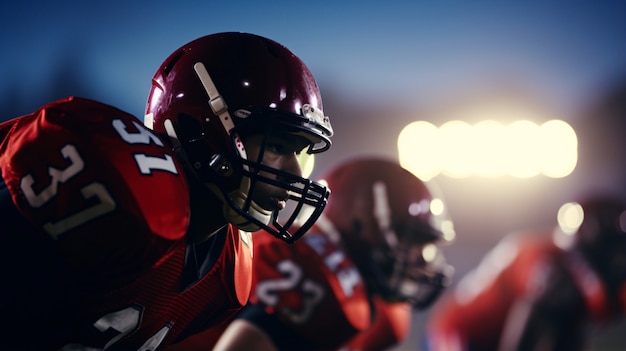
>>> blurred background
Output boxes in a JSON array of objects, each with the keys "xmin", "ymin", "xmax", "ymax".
[{"xmin": 2, "ymin": 1, "xmax": 625, "ymax": 349}]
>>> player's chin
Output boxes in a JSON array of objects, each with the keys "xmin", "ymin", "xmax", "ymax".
[
  {"xmin": 259, "ymin": 196, "xmax": 286, "ymax": 212},
  {"xmin": 253, "ymin": 188, "xmax": 289, "ymax": 212}
]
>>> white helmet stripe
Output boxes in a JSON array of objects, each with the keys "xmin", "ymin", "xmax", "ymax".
[
  {"xmin": 373, "ymin": 181, "xmax": 398, "ymax": 247},
  {"xmin": 193, "ymin": 62, "xmax": 247, "ymax": 159}
]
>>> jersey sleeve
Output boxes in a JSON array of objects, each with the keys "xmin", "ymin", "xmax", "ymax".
[
  {"xmin": 246, "ymin": 229, "xmax": 372, "ymax": 349},
  {"xmin": 0, "ymin": 97, "xmax": 190, "ymax": 281}
]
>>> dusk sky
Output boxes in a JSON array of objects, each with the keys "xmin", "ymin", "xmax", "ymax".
[{"xmin": 2, "ymin": 1, "xmax": 625, "ymax": 119}]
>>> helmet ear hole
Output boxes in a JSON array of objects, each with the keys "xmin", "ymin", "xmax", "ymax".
[{"xmin": 177, "ymin": 113, "xmax": 204, "ymax": 141}]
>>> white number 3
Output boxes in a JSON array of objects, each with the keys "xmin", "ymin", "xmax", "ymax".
[{"xmin": 20, "ymin": 144, "xmax": 115, "ymax": 239}]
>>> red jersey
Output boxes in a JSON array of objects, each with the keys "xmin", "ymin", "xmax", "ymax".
[
  {"xmin": 342, "ymin": 297, "xmax": 411, "ymax": 351},
  {"xmin": 0, "ymin": 97, "xmax": 252, "ymax": 350},
  {"xmin": 425, "ymin": 232, "xmax": 619, "ymax": 351},
  {"xmin": 240, "ymin": 225, "xmax": 410, "ymax": 350}
]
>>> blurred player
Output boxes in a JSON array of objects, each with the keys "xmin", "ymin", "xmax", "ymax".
[
  {"xmin": 424, "ymin": 195, "xmax": 626, "ymax": 351},
  {"xmin": 0, "ymin": 32, "xmax": 333, "ymax": 350},
  {"xmin": 213, "ymin": 157, "xmax": 456, "ymax": 351}
]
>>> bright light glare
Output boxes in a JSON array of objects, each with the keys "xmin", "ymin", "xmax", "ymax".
[
  {"xmin": 441, "ymin": 220, "xmax": 456, "ymax": 242},
  {"xmin": 422, "ymin": 244, "xmax": 437, "ymax": 262},
  {"xmin": 398, "ymin": 121, "xmax": 440, "ymax": 181},
  {"xmin": 539, "ymin": 120, "xmax": 577, "ymax": 178},
  {"xmin": 398, "ymin": 119, "xmax": 577, "ymax": 180},
  {"xmin": 298, "ymin": 153, "xmax": 315, "ymax": 178},
  {"xmin": 439, "ymin": 121, "xmax": 473, "ymax": 178},
  {"xmin": 506, "ymin": 120, "xmax": 541, "ymax": 178},
  {"xmin": 557, "ymin": 202, "xmax": 584, "ymax": 235},
  {"xmin": 474, "ymin": 120, "xmax": 506, "ymax": 177},
  {"xmin": 430, "ymin": 198, "xmax": 445, "ymax": 216}
]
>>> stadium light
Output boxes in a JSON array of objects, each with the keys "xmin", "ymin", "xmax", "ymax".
[{"xmin": 398, "ymin": 119, "xmax": 577, "ymax": 181}]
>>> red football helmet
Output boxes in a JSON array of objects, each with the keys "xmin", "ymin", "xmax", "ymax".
[
  {"xmin": 560, "ymin": 195, "xmax": 626, "ymax": 305},
  {"xmin": 144, "ymin": 32, "xmax": 333, "ymax": 242},
  {"xmin": 317, "ymin": 158, "xmax": 455, "ymax": 309}
]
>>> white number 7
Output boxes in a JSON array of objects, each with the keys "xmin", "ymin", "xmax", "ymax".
[
  {"xmin": 21, "ymin": 144, "xmax": 84, "ymax": 208},
  {"xmin": 20, "ymin": 144, "xmax": 115, "ymax": 239}
]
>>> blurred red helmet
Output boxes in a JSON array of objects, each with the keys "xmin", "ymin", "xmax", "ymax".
[
  {"xmin": 317, "ymin": 157, "xmax": 455, "ymax": 308},
  {"xmin": 557, "ymin": 195, "xmax": 626, "ymax": 306},
  {"xmin": 144, "ymin": 32, "xmax": 333, "ymax": 242},
  {"xmin": 575, "ymin": 196, "xmax": 626, "ymax": 290}
]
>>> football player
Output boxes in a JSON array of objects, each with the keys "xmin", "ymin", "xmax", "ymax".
[
  {"xmin": 424, "ymin": 195, "xmax": 626, "ymax": 351},
  {"xmin": 0, "ymin": 32, "xmax": 333, "ymax": 350},
  {"xmin": 213, "ymin": 157, "xmax": 455, "ymax": 351}
]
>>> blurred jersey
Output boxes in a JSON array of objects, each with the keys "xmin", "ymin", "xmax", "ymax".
[
  {"xmin": 237, "ymin": 226, "xmax": 411, "ymax": 351},
  {"xmin": 0, "ymin": 97, "xmax": 252, "ymax": 350},
  {"xmin": 424, "ymin": 231, "xmax": 624, "ymax": 351}
]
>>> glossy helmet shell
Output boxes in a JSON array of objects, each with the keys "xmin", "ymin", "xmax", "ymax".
[
  {"xmin": 571, "ymin": 195, "xmax": 626, "ymax": 302},
  {"xmin": 318, "ymin": 157, "xmax": 455, "ymax": 308},
  {"xmin": 144, "ymin": 32, "xmax": 333, "ymax": 242}
]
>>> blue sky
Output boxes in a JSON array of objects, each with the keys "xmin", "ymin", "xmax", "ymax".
[{"xmin": 2, "ymin": 0, "xmax": 625, "ymax": 120}]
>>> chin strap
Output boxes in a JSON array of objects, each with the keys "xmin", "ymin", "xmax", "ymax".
[
  {"xmin": 227, "ymin": 170, "xmax": 271, "ymax": 231},
  {"xmin": 205, "ymin": 180, "xmax": 271, "ymax": 233},
  {"xmin": 224, "ymin": 193, "xmax": 271, "ymax": 232}
]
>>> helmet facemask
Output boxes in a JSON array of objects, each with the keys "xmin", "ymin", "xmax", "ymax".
[
  {"xmin": 220, "ymin": 115, "xmax": 331, "ymax": 243},
  {"xmin": 157, "ymin": 105, "xmax": 330, "ymax": 243},
  {"xmin": 367, "ymin": 221, "xmax": 454, "ymax": 309}
]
